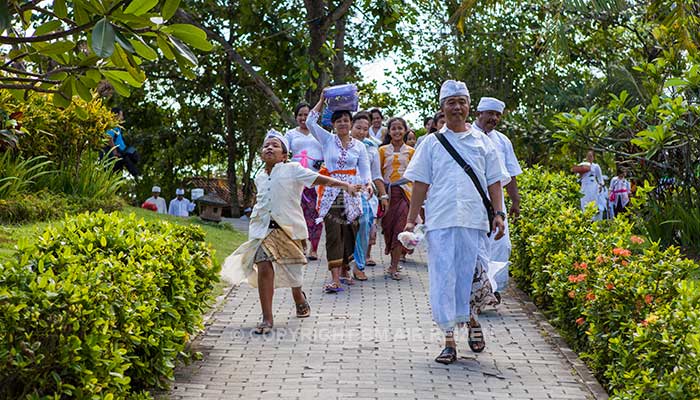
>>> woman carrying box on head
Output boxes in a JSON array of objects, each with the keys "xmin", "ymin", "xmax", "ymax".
[{"xmin": 307, "ymin": 87, "xmax": 372, "ymax": 293}]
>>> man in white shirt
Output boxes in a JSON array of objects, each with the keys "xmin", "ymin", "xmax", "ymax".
[
  {"xmin": 144, "ymin": 186, "xmax": 167, "ymax": 214},
  {"xmin": 472, "ymin": 97, "xmax": 523, "ymax": 293},
  {"xmin": 404, "ymin": 80, "xmax": 508, "ymax": 364},
  {"xmin": 169, "ymin": 188, "xmax": 195, "ymax": 217}
]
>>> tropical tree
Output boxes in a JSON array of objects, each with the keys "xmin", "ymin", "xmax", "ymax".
[{"xmin": 0, "ymin": 0, "xmax": 212, "ymax": 107}]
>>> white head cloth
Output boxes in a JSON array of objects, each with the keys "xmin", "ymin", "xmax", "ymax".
[
  {"xmin": 152, "ymin": 186, "xmax": 161, "ymax": 193},
  {"xmin": 477, "ymin": 97, "xmax": 506, "ymax": 113},
  {"xmin": 439, "ymin": 80, "xmax": 470, "ymax": 106},
  {"xmin": 265, "ymin": 129, "xmax": 289, "ymax": 153},
  {"xmin": 176, "ymin": 188, "xmax": 185, "ymax": 195}
]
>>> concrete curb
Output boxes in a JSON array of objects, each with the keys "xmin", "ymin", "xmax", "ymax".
[{"xmin": 510, "ymin": 287, "xmax": 610, "ymax": 400}]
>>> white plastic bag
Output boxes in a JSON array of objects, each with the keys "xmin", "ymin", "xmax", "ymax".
[{"xmin": 398, "ymin": 224, "xmax": 426, "ymax": 250}]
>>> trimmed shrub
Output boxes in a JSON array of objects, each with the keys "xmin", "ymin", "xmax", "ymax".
[
  {"xmin": 0, "ymin": 191, "xmax": 68, "ymax": 224},
  {"xmin": 0, "ymin": 211, "xmax": 220, "ymax": 399},
  {"xmin": 511, "ymin": 167, "xmax": 700, "ymax": 399}
]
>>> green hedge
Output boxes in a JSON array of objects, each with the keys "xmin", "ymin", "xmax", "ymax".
[
  {"xmin": 510, "ymin": 166, "xmax": 700, "ymax": 399},
  {"xmin": 0, "ymin": 191, "xmax": 125, "ymax": 224},
  {"xmin": 0, "ymin": 211, "xmax": 220, "ymax": 399}
]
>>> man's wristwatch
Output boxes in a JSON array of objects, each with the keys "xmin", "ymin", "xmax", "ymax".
[
  {"xmin": 379, "ymin": 194, "xmax": 389, "ymax": 200},
  {"xmin": 495, "ymin": 211, "xmax": 507, "ymax": 220}
]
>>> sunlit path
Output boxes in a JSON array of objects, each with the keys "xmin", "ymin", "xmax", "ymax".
[{"xmin": 166, "ymin": 219, "xmax": 603, "ymax": 400}]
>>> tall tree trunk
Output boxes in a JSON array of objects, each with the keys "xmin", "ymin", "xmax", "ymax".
[
  {"xmin": 304, "ymin": 0, "xmax": 328, "ymax": 103},
  {"xmin": 304, "ymin": 0, "xmax": 354, "ymax": 103},
  {"xmin": 223, "ymin": 55, "xmax": 241, "ymax": 217},
  {"xmin": 333, "ymin": 15, "xmax": 347, "ymax": 83}
]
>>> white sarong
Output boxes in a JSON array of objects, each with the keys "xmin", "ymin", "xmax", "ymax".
[{"xmin": 426, "ymin": 227, "xmax": 480, "ymax": 332}]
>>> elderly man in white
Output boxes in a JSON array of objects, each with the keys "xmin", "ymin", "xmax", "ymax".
[
  {"xmin": 472, "ymin": 97, "xmax": 523, "ymax": 295},
  {"xmin": 144, "ymin": 186, "xmax": 167, "ymax": 214},
  {"xmin": 403, "ymin": 80, "xmax": 508, "ymax": 364},
  {"xmin": 168, "ymin": 188, "xmax": 195, "ymax": 217}
]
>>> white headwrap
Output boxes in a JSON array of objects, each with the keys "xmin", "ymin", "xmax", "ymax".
[
  {"xmin": 176, "ymin": 188, "xmax": 185, "ymax": 195},
  {"xmin": 477, "ymin": 97, "xmax": 506, "ymax": 113},
  {"xmin": 152, "ymin": 186, "xmax": 161, "ymax": 193},
  {"xmin": 439, "ymin": 80, "xmax": 470, "ymax": 106},
  {"xmin": 265, "ymin": 129, "xmax": 289, "ymax": 153}
]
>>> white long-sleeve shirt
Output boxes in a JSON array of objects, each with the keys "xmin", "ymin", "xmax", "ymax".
[
  {"xmin": 168, "ymin": 197, "xmax": 195, "ymax": 217},
  {"xmin": 306, "ymin": 110, "xmax": 371, "ymax": 185},
  {"xmin": 145, "ymin": 196, "xmax": 167, "ymax": 214},
  {"xmin": 248, "ymin": 162, "xmax": 319, "ymax": 240}
]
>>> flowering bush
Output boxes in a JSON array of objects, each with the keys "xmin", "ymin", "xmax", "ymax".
[{"xmin": 510, "ymin": 167, "xmax": 700, "ymax": 399}]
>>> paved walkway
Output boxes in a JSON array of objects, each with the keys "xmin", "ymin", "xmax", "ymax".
[{"xmin": 166, "ymin": 219, "xmax": 603, "ymax": 400}]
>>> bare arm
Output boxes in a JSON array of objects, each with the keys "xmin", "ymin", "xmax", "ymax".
[
  {"xmin": 488, "ymin": 182, "xmax": 505, "ymax": 240},
  {"xmin": 313, "ymin": 175, "xmax": 362, "ymax": 195},
  {"xmin": 504, "ymin": 176, "xmax": 521, "ymax": 218},
  {"xmin": 405, "ymin": 181, "xmax": 429, "ymax": 231}
]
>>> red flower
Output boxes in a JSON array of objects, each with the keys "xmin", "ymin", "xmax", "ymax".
[
  {"xmin": 641, "ymin": 319, "xmax": 649, "ymax": 327},
  {"xmin": 568, "ymin": 290, "xmax": 576, "ymax": 299},
  {"xmin": 630, "ymin": 235, "xmax": 645, "ymax": 244},
  {"xmin": 576, "ymin": 317, "xmax": 585, "ymax": 326},
  {"xmin": 621, "ymin": 260, "xmax": 629, "ymax": 266},
  {"xmin": 568, "ymin": 275, "xmax": 578, "ymax": 283},
  {"xmin": 645, "ymin": 294, "xmax": 653, "ymax": 305},
  {"xmin": 613, "ymin": 248, "xmax": 632, "ymax": 257},
  {"xmin": 141, "ymin": 201, "xmax": 158, "ymax": 212},
  {"xmin": 577, "ymin": 273, "xmax": 587, "ymax": 282},
  {"xmin": 579, "ymin": 262, "xmax": 588, "ymax": 270},
  {"xmin": 595, "ymin": 255, "xmax": 606, "ymax": 264},
  {"xmin": 605, "ymin": 283, "xmax": 615, "ymax": 290},
  {"xmin": 585, "ymin": 291, "xmax": 596, "ymax": 301}
]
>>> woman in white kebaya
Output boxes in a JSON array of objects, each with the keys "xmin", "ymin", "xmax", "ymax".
[{"xmin": 307, "ymin": 89, "xmax": 372, "ymax": 293}]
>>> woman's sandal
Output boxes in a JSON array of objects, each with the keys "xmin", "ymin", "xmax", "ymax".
[
  {"xmin": 296, "ymin": 292, "xmax": 311, "ymax": 318},
  {"xmin": 253, "ymin": 321, "xmax": 273, "ymax": 335},
  {"xmin": 324, "ymin": 282, "xmax": 344, "ymax": 293},
  {"xmin": 468, "ymin": 323, "xmax": 486, "ymax": 353},
  {"xmin": 435, "ymin": 346, "xmax": 457, "ymax": 364},
  {"xmin": 366, "ymin": 259, "xmax": 377, "ymax": 266},
  {"xmin": 353, "ymin": 269, "xmax": 368, "ymax": 281},
  {"xmin": 385, "ymin": 270, "xmax": 402, "ymax": 280}
]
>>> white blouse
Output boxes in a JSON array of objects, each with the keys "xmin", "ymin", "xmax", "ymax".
[
  {"xmin": 248, "ymin": 162, "xmax": 318, "ymax": 240},
  {"xmin": 284, "ymin": 128, "xmax": 324, "ymax": 172},
  {"xmin": 306, "ymin": 110, "xmax": 371, "ymax": 184}
]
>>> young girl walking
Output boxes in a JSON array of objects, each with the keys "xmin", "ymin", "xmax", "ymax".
[
  {"xmin": 221, "ymin": 131, "xmax": 361, "ymax": 334},
  {"xmin": 378, "ymin": 117, "xmax": 415, "ymax": 280}
]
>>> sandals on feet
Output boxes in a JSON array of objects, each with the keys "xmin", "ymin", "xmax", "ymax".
[
  {"xmin": 494, "ymin": 291, "xmax": 502, "ymax": 305},
  {"xmin": 296, "ymin": 291, "xmax": 310, "ymax": 318},
  {"xmin": 353, "ymin": 269, "xmax": 368, "ymax": 281},
  {"xmin": 254, "ymin": 321, "xmax": 273, "ymax": 335},
  {"xmin": 468, "ymin": 322, "xmax": 486, "ymax": 353},
  {"xmin": 386, "ymin": 269, "xmax": 402, "ymax": 280},
  {"xmin": 366, "ymin": 259, "xmax": 377, "ymax": 266},
  {"xmin": 324, "ymin": 282, "xmax": 344, "ymax": 293},
  {"xmin": 435, "ymin": 346, "xmax": 457, "ymax": 364}
]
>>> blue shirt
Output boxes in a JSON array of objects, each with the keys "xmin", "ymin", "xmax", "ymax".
[{"xmin": 107, "ymin": 127, "xmax": 126, "ymax": 151}]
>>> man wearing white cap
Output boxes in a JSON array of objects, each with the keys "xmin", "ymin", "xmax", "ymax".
[
  {"xmin": 144, "ymin": 186, "xmax": 167, "ymax": 214},
  {"xmin": 168, "ymin": 188, "xmax": 196, "ymax": 217},
  {"xmin": 472, "ymin": 97, "xmax": 523, "ymax": 294},
  {"xmin": 403, "ymin": 80, "xmax": 509, "ymax": 364}
]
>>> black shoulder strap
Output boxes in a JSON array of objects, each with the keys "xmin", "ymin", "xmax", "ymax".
[{"xmin": 435, "ymin": 132, "xmax": 495, "ymax": 223}]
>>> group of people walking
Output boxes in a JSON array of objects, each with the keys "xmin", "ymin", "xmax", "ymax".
[
  {"xmin": 573, "ymin": 150, "xmax": 632, "ymax": 219},
  {"xmin": 222, "ymin": 79, "xmax": 524, "ymax": 364}
]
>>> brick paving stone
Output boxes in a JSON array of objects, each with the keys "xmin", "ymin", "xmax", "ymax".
[{"xmin": 167, "ymin": 218, "xmax": 605, "ymax": 400}]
